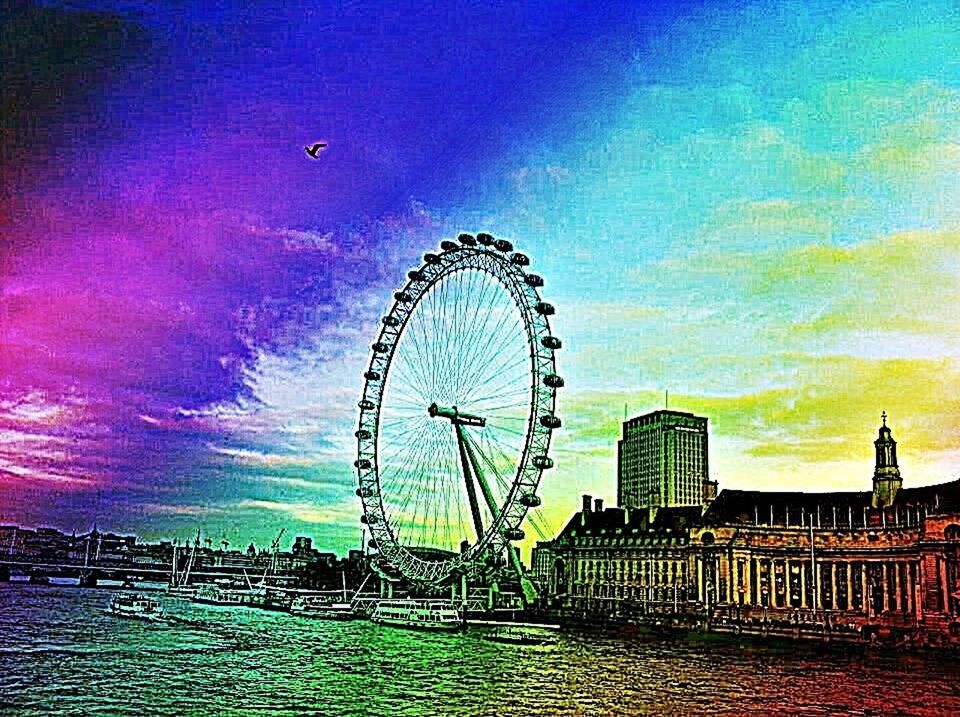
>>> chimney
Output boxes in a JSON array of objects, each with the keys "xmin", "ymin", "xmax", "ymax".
[
  {"xmin": 594, "ymin": 498, "xmax": 604, "ymax": 512},
  {"xmin": 582, "ymin": 494, "xmax": 592, "ymax": 513}
]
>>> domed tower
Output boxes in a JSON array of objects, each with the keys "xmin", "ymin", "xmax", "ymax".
[{"xmin": 872, "ymin": 411, "xmax": 902, "ymax": 508}]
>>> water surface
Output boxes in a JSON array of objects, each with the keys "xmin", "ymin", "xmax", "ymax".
[{"xmin": 1, "ymin": 584, "xmax": 957, "ymax": 715}]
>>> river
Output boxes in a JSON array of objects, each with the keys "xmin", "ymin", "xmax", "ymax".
[{"xmin": 1, "ymin": 583, "xmax": 958, "ymax": 716}]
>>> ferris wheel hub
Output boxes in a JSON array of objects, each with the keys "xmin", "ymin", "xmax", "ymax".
[{"xmin": 427, "ymin": 402, "xmax": 486, "ymax": 427}]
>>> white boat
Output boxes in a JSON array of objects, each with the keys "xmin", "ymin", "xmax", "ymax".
[
  {"xmin": 289, "ymin": 596, "xmax": 356, "ymax": 620},
  {"xmin": 370, "ymin": 600, "xmax": 463, "ymax": 631},
  {"xmin": 48, "ymin": 576, "xmax": 81, "ymax": 587},
  {"xmin": 191, "ymin": 583, "xmax": 250, "ymax": 606},
  {"xmin": 482, "ymin": 625, "xmax": 558, "ymax": 645},
  {"xmin": 110, "ymin": 594, "xmax": 164, "ymax": 621}
]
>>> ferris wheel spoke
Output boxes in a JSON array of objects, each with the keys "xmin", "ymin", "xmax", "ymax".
[
  {"xmin": 396, "ymin": 312, "xmax": 434, "ymax": 401},
  {"xmin": 390, "ymin": 343, "xmax": 433, "ymax": 400},
  {"xmin": 467, "ymin": 393, "xmax": 530, "ymax": 414},
  {"xmin": 394, "ymin": 433, "xmax": 442, "ymax": 547},
  {"xmin": 456, "ymin": 305, "xmax": 519, "ymax": 395},
  {"xmin": 458, "ymin": 319, "xmax": 526, "ymax": 402},
  {"xmin": 451, "ymin": 270, "xmax": 497, "ymax": 396},
  {"xmin": 467, "ymin": 431, "xmax": 510, "ymax": 515},
  {"xmin": 380, "ymin": 427, "xmax": 435, "ymax": 504},
  {"xmin": 476, "ymin": 430, "xmax": 517, "ymax": 500},
  {"xmin": 464, "ymin": 372, "xmax": 527, "ymax": 410},
  {"xmin": 460, "ymin": 289, "xmax": 512, "ymax": 383}
]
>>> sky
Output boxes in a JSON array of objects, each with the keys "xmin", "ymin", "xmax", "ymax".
[{"xmin": 2, "ymin": 0, "xmax": 960, "ymax": 556}]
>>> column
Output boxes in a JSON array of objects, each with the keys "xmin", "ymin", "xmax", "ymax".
[
  {"xmin": 800, "ymin": 561, "xmax": 807, "ymax": 609},
  {"xmin": 905, "ymin": 562, "xmax": 913, "ymax": 614},
  {"xmin": 785, "ymin": 558, "xmax": 792, "ymax": 607},
  {"xmin": 830, "ymin": 562, "xmax": 837, "ymax": 611},
  {"xmin": 815, "ymin": 560, "xmax": 824, "ymax": 612},
  {"xmin": 730, "ymin": 553, "xmax": 741, "ymax": 603},
  {"xmin": 861, "ymin": 563, "xmax": 869, "ymax": 614},
  {"xmin": 882, "ymin": 563, "xmax": 889, "ymax": 613},
  {"xmin": 894, "ymin": 561, "xmax": 902, "ymax": 612},
  {"xmin": 940, "ymin": 556, "xmax": 949, "ymax": 615},
  {"xmin": 846, "ymin": 562, "xmax": 853, "ymax": 612},
  {"xmin": 697, "ymin": 557, "xmax": 704, "ymax": 603}
]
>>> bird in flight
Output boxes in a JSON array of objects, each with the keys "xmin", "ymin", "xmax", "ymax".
[{"xmin": 305, "ymin": 142, "xmax": 328, "ymax": 158}]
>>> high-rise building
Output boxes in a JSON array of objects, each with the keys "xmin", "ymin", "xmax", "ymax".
[{"xmin": 617, "ymin": 409, "xmax": 714, "ymax": 512}]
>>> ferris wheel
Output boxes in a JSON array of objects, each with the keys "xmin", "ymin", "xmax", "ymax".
[{"xmin": 355, "ymin": 233, "xmax": 563, "ymax": 587}]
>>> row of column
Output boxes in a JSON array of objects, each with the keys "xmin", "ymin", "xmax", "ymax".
[{"xmin": 702, "ymin": 554, "xmax": 921, "ymax": 615}]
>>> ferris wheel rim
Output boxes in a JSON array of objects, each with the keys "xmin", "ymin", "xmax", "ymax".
[{"xmin": 355, "ymin": 236, "xmax": 561, "ymax": 586}]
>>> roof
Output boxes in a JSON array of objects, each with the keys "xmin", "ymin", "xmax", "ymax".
[
  {"xmin": 552, "ymin": 503, "xmax": 706, "ymax": 544},
  {"xmin": 703, "ymin": 477, "xmax": 960, "ymax": 525}
]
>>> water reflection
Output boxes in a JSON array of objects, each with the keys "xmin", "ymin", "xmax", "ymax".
[{"xmin": 1, "ymin": 584, "xmax": 958, "ymax": 716}]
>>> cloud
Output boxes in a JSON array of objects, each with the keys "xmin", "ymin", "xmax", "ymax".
[
  {"xmin": 234, "ymin": 499, "xmax": 358, "ymax": 525},
  {"xmin": 553, "ymin": 352, "xmax": 960, "ymax": 495}
]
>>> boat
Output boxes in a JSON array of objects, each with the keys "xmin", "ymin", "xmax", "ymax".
[
  {"xmin": 370, "ymin": 600, "xmax": 463, "ymax": 631},
  {"xmin": 191, "ymin": 583, "xmax": 250, "ymax": 606},
  {"xmin": 482, "ymin": 625, "xmax": 558, "ymax": 645},
  {"xmin": 289, "ymin": 596, "xmax": 356, "ymax": 620},
  {"xmin": 110, "ymin": 594, "xmax": 164, "ymax": 621},
  {"xmin": 48, "ymin": 575, "xmax": 81, "ymax": 587},
  {"xmin": 167, "ymin": 530, "xmax": 200, "ymax": 598}
]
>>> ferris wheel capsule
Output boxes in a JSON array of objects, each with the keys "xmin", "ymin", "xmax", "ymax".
[
  {"xmin": 519, "ymin": 493, "xmax": 542, "ymax": 507},
  {"xmin": 458, "ymin": 233, "xmax": 477, "ymax": 246},
  {"xmin": 494, "ymin": 239, "xmax": 513, "ymax": 252},
  {"xmin": 476, "ymin": 232, "xmax": 495, "ymax": 246},
  {"xmin": 525, "ymin": 274, "xmax": 544, "ymax": 287},
  {"xmin": 540, "ymin": 414, "xmax": 562, "ymax": 429},
  {"xmin": 544, "ymin": 373, "xmax": 565, "ymax": 388}
]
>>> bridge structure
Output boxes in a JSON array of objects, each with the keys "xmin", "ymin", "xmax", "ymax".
[{"xmin": 0, "ymin": 558, "xmax": 297, "ymax": 587}]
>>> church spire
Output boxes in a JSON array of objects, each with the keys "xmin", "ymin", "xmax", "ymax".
[{"xmin": 872, "ymin": 411, "xmax": 902, "ymax": 508}]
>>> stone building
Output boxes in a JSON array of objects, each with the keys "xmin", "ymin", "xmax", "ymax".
[
  {"xmin": 533, "ymin": 495, "xmax": 701, "ymax": 619},
  {"xmin": 539, "ymin": 414, "xmax": 960, "ymax": 644},
  {"xmin": 690, "ymin": 416, "xmax": 960, "ymax": 641}
]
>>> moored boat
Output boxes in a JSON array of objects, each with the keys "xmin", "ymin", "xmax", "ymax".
[
  {"xmin": 370, "ymin": 600, "xmax": 463, "ymax": 631},
  {"xmin": 483, "ymin": 625, "xmax": 558, "ymax": 645},
  {"xmin": 191, "ymin": 583, "xmax": 250, "ymax": 606},
  {"xmin": 289, "ymin": 596, "xmax": 356, "ymax": 620},
  {"xmin": 110, "ymin": 594, "xmax": 164, "ymax": 621}
]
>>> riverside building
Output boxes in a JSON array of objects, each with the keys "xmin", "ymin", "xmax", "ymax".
[{"xmin": 538, "ymin": 412, "xmax": 960, "ymax": 647}]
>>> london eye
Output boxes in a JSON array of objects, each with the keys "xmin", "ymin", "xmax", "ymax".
[{"xmin": 355, "ymin": 233, "xmax": 563, "ymax": 588}]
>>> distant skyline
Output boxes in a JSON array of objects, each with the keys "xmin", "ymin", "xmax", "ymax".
[{"xmin": 3, "ymin": 1, "xmax": 960, "ymax": 556}]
